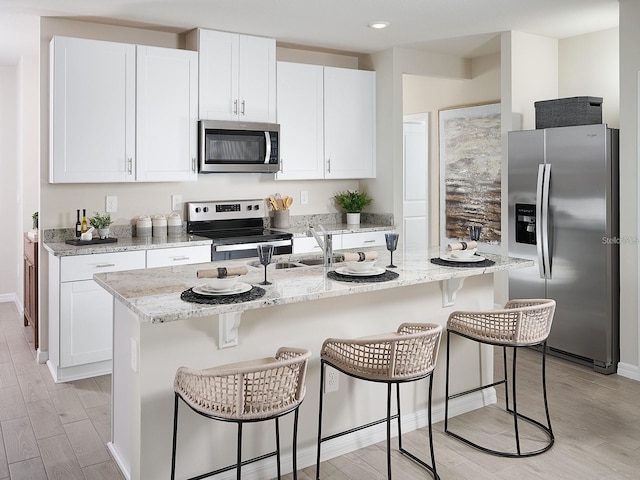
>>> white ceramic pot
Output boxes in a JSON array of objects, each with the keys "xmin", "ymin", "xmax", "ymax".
[
  {"xmin": 97, "ymin": 228, "xmax": 110, "ymax": 239},
  {"xmin": 346, "ymin": 213, "xmax": 361, "ymax": 225}
]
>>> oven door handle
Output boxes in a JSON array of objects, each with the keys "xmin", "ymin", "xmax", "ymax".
[{"xmin": 215, "ymin": 239, "xmax": 292, "ymax": 252}]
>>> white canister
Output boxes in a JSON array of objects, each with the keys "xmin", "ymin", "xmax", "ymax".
[
  {"xmin": 167, "ymin": 212, "xmax": 182, "ymax": 236},
  {"xmin": 152, "ymin": 214, "xmax": 167, "ymax": 238},
  {"xmin": 136, "ymin": 215, "xmax": 152, "ymax": 238}
]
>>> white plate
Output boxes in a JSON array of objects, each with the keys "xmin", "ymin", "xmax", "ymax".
[
  {"xmin": 335, "ymin": 266, "xmax": 386, "ymax": 277},
  {"xmin": 440, "ymin": 253, "xmax": 485, "ymax": 263},
  {"xmin": 192, "ymin": 282, "xmax": 252, "ymax": 296}
]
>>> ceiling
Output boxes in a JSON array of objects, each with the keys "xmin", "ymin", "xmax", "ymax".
[{"xmin": 0, "ymin": 0, "xmax": 619, "ymax": 64}]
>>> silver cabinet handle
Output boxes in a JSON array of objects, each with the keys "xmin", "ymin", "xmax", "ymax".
[
  {"xmin": 127, "ymin": 158, "xmax": 133, "ymax": 175},
  {"xmin": 327, "ymin": 158, "xmax": 331, "ymax": 173},
  {"xmin": 233, "ymin": 99, "xmax": 238, "ymax": 115},
  {"xmin": 363, "ymin": 239, "xmax": 376, "ymax": 244},
  {"xmin": 96, "ymin": 263, "xmax": 116, "ymax": 268},
  {"xmin": 192, "ymin": 157, "xmax": 196, "ymax": 172},
  {"xmin": 172, "ymin": 256, "xmax": 189, "ymax": 261},
  {"xmin": 241, "ymin": 100, "xmax": 246, "ymax": 115}
]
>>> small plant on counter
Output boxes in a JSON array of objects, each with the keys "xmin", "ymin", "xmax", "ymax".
[
  {"xmin": 334, "ymin": 190, "xmax": 373, "ymax": 213},
  {"xmin": 32, "ymin": 211, "xmax": 38, "ymax": 230},
  {"xmin": 89, "ymin": 212, "xmax": 113, "ymax": 229}
]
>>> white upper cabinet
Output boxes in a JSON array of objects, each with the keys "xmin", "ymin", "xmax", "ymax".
[
  {"xmin": 136, "ymin": 46, "xmax": 198, "ymax": 182},
  {"xmin": 197, "ymin": 29, "xmax": 276, "ymax": 123},
  {"xmin": 276, "ymin": 63, "xmax": 376, "ymax": 180},
  {"xmin": 324, "ymin": 66, "xmax": 376, "ymax": 179},
  {"xmin": 50, "ymin": 36, "xmax": 135, "ymax": 183},
  {"xmin": 276, "ymin": 62, "xmax": 325, "ymax": 180},
  {"xmin": 50, "ymin": 37, "xmax": 198, "ymax": 184}
]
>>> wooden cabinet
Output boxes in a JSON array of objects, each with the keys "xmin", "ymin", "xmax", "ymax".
[
  {"xmin": 276, "ymin": 62, "xmax": 376, "ymax": 180},
  {"xmin": 196, "ymin": 29, "xmax": 276, "ymax": 123},
  {"xmin": 50, "ymin": 36, "xmax": 198, "ymax": 183},
  {"xmin": 23, "ymin": 234, "xmax": 38, "ymax": 349}
]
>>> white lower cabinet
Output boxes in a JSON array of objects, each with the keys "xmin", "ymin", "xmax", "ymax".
[
  {"xmin": 341, "ymin": 231, "xmax": 392, "ymax": 249},
  {"xmin": 48, "ymin": 245, "xmax": 210, "ymax": 382}
]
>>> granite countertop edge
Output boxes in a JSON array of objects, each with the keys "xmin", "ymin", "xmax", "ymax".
[{"xmin": 43, "ymin": 235, "xmax": 213, "ymax": 256}]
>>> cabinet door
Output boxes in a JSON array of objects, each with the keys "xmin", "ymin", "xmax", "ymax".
[
  {"xmin": 50, "ymin": 36, "xmax": 135, "ymax": 183},
  {"xmin": 324, "ymin": 67, "xmax": 376, "ymax": 179},
  {"xmin": 198, "ymin": 29, "xmax": 239, "ymax": 121},
  {"xmin": 238, "ymin": 35, "xmax": 276, "ymax": 123},
  {"xmin": 60, "ymin": 280, "xmax": 113, "ymax": 367},
  {"xmin": 275, "ymin": 62, "xmax": 324, "ymax": 180},
  {"xmin": 146, "ymin": 245, "xmax": 211, "ymax": 268},
  {"xmin": 136, "ymin": 46, "xmax": 198, "ymax": 182}
]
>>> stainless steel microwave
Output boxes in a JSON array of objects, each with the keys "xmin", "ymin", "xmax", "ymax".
[{"xmin": 198, "ymin": 120, "xmax": 280, "ymax": 173}]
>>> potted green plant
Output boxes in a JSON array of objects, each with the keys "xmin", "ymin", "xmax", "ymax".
[
  {"xmin": 32, "ymin": 211, "xmax": 38, "ymax": 230},
  {"xmin": 89, "ymin": 212, "xmax": 113, "ymax": 239},
  {"xmin": 334, "ymin": 190, "xmax": 373, "ymax": 225}
]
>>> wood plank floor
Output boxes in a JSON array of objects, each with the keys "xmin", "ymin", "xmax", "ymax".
[{"xmin": 1, "ymin": 301, "xmax": 639, "ymax": 479}]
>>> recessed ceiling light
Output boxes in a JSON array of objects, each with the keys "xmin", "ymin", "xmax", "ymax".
[{"xmin": 368, "ymin": 21, "xmax": 390, "ymax": 29}]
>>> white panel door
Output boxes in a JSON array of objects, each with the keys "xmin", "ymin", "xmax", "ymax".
[
  {"xmin": 275, "ymin": 62, "xmax": 324, "ymax": 180},
  {"xmin": 50, "ymin": 36, "xmax": 135, "ymax": 183},
  {"xmin": 403, "ymin": 118, "xmax": 428, "ymax": 250},
  {"xmin": 136, "ymin": 46, "xmax": 198, "ymax": 182},
  {"xmin": 198, "ymin": 29, "xmax": 239, "ymax": 121},
  {"xmin": 60, "ymin": 280, "xmax": 113, "ymax": 367},
  {"xmin": 238, "ymin": 34, "xmax": 276, "ymax": 123},
  {"xmin": 324, "ymin": 67, "xmax": 376, "ymax": 179}
]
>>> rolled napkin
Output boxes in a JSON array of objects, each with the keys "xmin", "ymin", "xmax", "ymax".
[
  {"xmin": 335, "ymin": 251, "xmax": 379, "ymax": 263},
  {"xmin": 196, "ymin": 266, "xmax": 248, "ymax": 278},
  {"xmin": 447, "ymin": 241, "xmax": 478, "ymax": 251}
]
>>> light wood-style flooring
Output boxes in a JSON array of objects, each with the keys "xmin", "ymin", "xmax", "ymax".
[{"xmin": 1, "ymin": 301, "xmax": 639, "ymax": 479}]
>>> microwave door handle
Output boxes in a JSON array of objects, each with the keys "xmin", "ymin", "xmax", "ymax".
[{"xmin": 264, "ymin": 132, "xmax": 271, "ymax": 164}]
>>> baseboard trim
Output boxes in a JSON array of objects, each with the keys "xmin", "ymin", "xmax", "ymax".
[
  {"xmin": 0, "ymin": 293, "xmax": 21, "ymax": 312},
  {"xmin": 617, "ymin": 362, "xmax": 640, "ymax": 381},
  {"xmin": 176, "ymin": 390, "xmax": 495, "ymax": 480},
  {"xmin": 108, "ymin": 442, "xmax": 131, "ymax": 480},
  {"xmin": 36, "ymin": 348, "xmax": 49, "ymax": 364}
]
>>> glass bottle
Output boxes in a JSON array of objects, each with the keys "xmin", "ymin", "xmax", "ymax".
[
  {"xmin": 75, "ymin": 209, "xmax": 82, "ymax": 237},
  {"xmin": 81, "ymin": 209, "xmax": 88, "ymax": 233}
]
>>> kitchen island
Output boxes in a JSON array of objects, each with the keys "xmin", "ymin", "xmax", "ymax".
[{"xmin": 94, "ymin": 248, "xmax": 532, "ymax": 480}]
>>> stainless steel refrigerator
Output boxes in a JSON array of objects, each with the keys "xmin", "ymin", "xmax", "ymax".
[{"xmin": 508, "ymin": 124, "xmax": 619, "ymax": 374}]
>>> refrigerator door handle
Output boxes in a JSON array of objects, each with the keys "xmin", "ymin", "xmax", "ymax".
[
  {"xmin": 540, "ymin": 164, "xmax": 552, "ymax": 279},
  {"xmin": 536, "ymin": 164, "xmax": 546, "ymax": 278}
]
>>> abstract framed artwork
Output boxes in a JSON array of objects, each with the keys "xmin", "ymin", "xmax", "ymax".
[{"xmin": 438, "ymin": 101, "xmax": 501, "ymax": 246}]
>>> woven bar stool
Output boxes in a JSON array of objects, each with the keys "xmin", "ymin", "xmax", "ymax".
[
  {"xmin": 444, "ymin": 299, "xmax": 556, "ymax": 457},
  {"xmin": 316, "ymin": 323, "xmax": 442, "ymax": 480},
  {"xmin": 171, "ymin": 347, "xmax": 311, "ymax": 480}
]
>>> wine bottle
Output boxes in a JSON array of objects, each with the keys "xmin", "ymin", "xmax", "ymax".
[
  {"xmin": 81, "ymin": 209, "xmax": 88, "ymax": 234},
  {"xmin": 75, "ymin": 209, "xmax": 81, "ymax": 237}
]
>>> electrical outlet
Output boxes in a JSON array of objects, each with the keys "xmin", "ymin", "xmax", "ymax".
[
  {"xmin": 106, "ymin": 196, "xmax": 117, "ymax": 213},
  {"xmin": 301, "ymin": 190, "xmax": 309, "ymax": 205},
  {"xmin": 171, "ymin": 194, "xmax": 183, "ymax": 212},
  {"xmin": 324, "ymin": 366, "xmax": 339, "ymax": 393}
]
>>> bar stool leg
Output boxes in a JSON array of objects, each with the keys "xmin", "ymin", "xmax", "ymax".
[
  {"xmin": 316, "ymin": 361, "xmax": 325, "ymax": 480},
  {"xmin": 386, "ymin": 383, "xmax": 392, "ymax": 479},
  {"xmin": 511, "ymin": 347, "xmax": 522, "ymax": 455},
  {"xmin": 171, "ymin": 394, "xmax": 179, "ymax": 480},
  {"xmin": 444, "ymin": 332, "xmax": 452, "ymax": 432},
  {"xmin": 275, "ymin": 417, "xmax": 282, "ymax": 479},
  {"xmin": 292, "ymin": 407, "xmax": 300, "ymax": 480},
  {"xmin": 237, "ymin": 423, "xmax": 242, "ymax": 480},
  {"xmin": 427, "ymin": 375, "xmax": 438, "ymax": 479}
]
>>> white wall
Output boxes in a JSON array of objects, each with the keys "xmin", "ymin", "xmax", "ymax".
[
  {"xmin": 619, "ymin": 0, "xmax": 640, "ymax": 379},
  {"xmin": 0, "ymin": 66, "xmax": 20, "ymax": 303},
  {"xmin": 559, "ymin": 27, "xmax": 619, "ymax": 128}
]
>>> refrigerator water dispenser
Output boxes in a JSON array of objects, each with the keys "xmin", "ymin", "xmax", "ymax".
[{"xmin": 515, "ymin": 203, "xmax": 536, "ymax": 245}]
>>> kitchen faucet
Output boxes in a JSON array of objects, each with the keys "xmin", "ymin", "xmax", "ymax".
[{"xmin": 308, "ymin": 225, "xmax": 333, "ymax": 267}]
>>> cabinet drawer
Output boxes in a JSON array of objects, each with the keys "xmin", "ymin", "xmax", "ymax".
[
  {"xmin": 341, "ymin": 231, "xmax": 390, "ymax": 249},
  {"xmin": 293, "ymin": 235, "xmax": 343, "ymax": 254},
  {"xmin": 146, "ymin": 245, "xmax": 211, "ymax": 268},
  {"xmin": 60, "ymin": 250, "xmax": 146, "ymax": 282}
]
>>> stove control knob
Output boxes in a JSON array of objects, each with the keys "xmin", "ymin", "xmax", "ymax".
[
  {"xmin": 203, "ymin": 207, "xmax": 209, "ymax": 213},
  {"xmin": 254, "ymin": 204, "xmax": 260, "ymax": 210},
  {"xmin": 247, "ymin": 205, "xmax": 253, "ymax": 210},
  {"xmin": 195, "ymin": 207, "xmax": 200, "ymax": 213}
]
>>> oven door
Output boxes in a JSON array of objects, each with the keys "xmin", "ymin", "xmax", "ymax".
[
  {"xmin": 199, "ymin": 120, "xmax": 280, "ymax": 173},
  {"xmin": 213, "ymin": 238, "xmax": 292, "ymax": 261}
]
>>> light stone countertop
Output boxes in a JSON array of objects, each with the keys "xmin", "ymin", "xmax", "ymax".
[
  {"xmin": 93, "ymin": 247, "xmax": 533, "ymax": 325},
  {"xmin": 43, "ymin": 234, "xmax": 212, "ymax": 257},
  {"xmin": 274, "ymin": 223, "xmax": 395, "ymax": 237}
]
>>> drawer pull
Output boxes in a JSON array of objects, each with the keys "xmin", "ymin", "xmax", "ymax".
[
  {"xmin": 95, "ymin": 263, "xmax": 117, "ymax": 268},
  {"xmin": 363, "ymin": 239, "xmax": 376, "ymax": 243},
  {"xmin": 172, "ymin": 256, "xmax": 190, "ymax": 261}
]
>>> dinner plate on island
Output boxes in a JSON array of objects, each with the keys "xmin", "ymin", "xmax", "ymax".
[
  {"xmin": 439, "ymin": 253, "xmax": 486, "ymax": 263},
  {"xmin": 335, "ymin": 266, "xmax": 387, "ymax": 277},
  {"xmin": 192, "ymin": 282, "xmax": 252, "ymax": 296}
]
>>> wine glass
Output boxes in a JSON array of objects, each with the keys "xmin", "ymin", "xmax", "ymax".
[
  {"xmin": 385, "ymin": 232, "xmax": 399, "ymax": 268},
  {"xmin": 257, "ymin": 244, "xmax": 274, "ymax": 285},
  {"xmin": 469, "ymin": 225, "xmax": 483, "ymax": 242}
]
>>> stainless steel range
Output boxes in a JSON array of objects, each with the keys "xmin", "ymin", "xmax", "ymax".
[{"xmin": 186, "ymin": 199, "xmax": 293, "ymax": 260}]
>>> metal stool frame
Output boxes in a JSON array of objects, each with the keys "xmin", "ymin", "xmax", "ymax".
[
  {"xmin": 315, "ymin": 323, "xmax": 442, "ymax": 480},
  {"xmin": 444, "ymin": 299, "xmax": 556, "ymax": 458}
]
